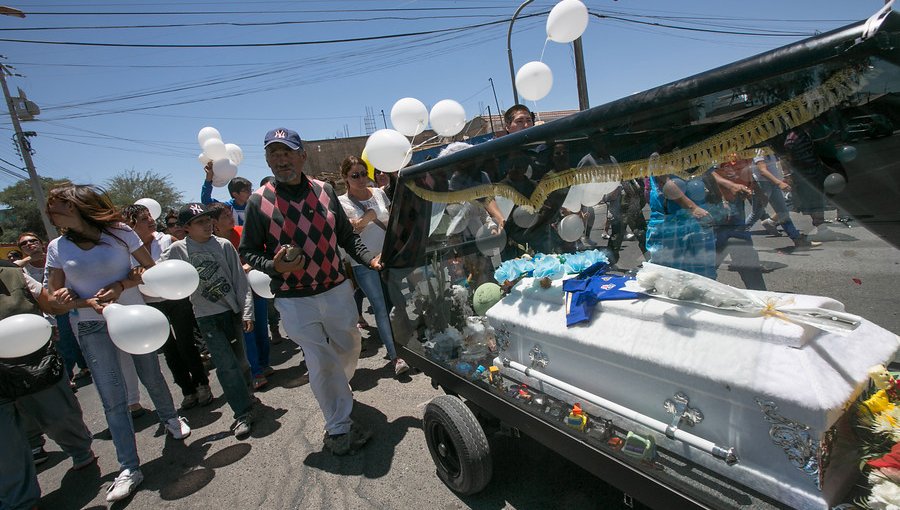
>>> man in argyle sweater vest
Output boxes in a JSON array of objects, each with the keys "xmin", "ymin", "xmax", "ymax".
[{"xmin": 240, "ymin": 128, "xmax": 381, "ymax": 455}]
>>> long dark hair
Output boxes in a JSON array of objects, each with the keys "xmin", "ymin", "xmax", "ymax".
[{"xmin": 46, "ymin": 185, "xmax": 127, "ymax": 247}]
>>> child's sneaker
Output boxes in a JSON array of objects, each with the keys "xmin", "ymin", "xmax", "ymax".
[
  {"xmin": 165, "ymin": 417, "xmax": 191, "ymax": 440},
  {"xmin": 106, "ymin": 468, "xmax": 143, "ymax": 502},
  {"xmin": 232, "ymin": 415, "xmax": 252, "ymax": 439},
  {"xmin": 196, "ymin": 385, "xmax": 213, "ymax": 406},
  {"xmin": 323, "ymin": 432, "xmax": 352, "ymax": 456}
]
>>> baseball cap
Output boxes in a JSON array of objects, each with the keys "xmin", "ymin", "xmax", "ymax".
[
  {"xmin": 264, "ymin": 128, "xmax": 303, "ymax": 151},
  {"xmin": 177, "ymin": 202, "xmax": 216, "ymax": 225}
]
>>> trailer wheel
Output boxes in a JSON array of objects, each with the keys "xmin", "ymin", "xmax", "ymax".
[{"xmin": 423, "ymin": 395, "xmax": 492, "ymax": 495}]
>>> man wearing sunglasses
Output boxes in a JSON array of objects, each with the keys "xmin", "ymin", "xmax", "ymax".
[{"xmin": 240, "ymin": 128, "xmax": 380, "ymax": 456}]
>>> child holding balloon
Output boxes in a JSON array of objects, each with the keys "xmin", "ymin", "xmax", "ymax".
[
  {"xmin": 43, "ymin": 185, "xmax": 190, "ymax": 503},
  {"xmin": 160, "ymin": 202, "xmax": 256, "ymax": 440}
]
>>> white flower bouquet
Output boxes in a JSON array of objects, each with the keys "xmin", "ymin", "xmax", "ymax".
[{"xmin": 633, "ymin": 262, "xmax": 861, "ymax": 335}]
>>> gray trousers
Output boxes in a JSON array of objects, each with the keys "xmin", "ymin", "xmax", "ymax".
[{"xmin": 0, "ymin": 376, "xmax": 93, "ymax": 510}]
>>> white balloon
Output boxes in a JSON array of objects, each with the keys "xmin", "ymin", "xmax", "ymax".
[
  {"xmin": 135, "ymin": 198, "xmax": 162, "ymax": 220},
  {"xmin": 364, "ymin": 129, "xmax": 412, "ymax": 173},
  {"xmin": 512, "ymin": 206, "xmax": 538, "ymax": 228},
  {"xmin": 141, "ymin": 260, "xmax": 200, "ymax": 300},
  {"xmin": 198, "ymin": 152, "xmax": 213, "ymax": 166},
  {"xmin": 138, "ymin": 283, "xmax": 160, "ymax": 298},
  {"xmin": 558, "ymin": 214, "xmax": 585, "ymax": 242},
  {"xmin": 197, "ymin": 126, "xmax": 222, "ymax": 148},
  {"xmin": 0, "ymin": 313, "xmax": 52, "ymax": 358},
  {"xmin": 212, "ymin": 159, "xmax": 238, "ymax": 187},
  {"xmin": 475, "ymin": 224, "xmax": 507, "ymax": 256},
  {"xmin": 516, "ymin": 61, "xmax": 554, "ymax": 101},
  {"xmin": 202, "ymin": 138, "xmax": 228, "ymax": 161},
  {"xmin": 546, "ymin": 0, "xmax": 589, "ymax": 43},
  {"xmin": 225, "ymin": 143, "xmax": 243, "ymax": 166},
  {"xmin": 430, "ymin": 100, "xmax": 466, "ymax": 137},
  {"xmin": 391, "ymin": 97, "xmax": 429, "ymax": 137},
  {"xmin": 103, "ymin": 304, "xmax": 170, "ymax": 355},
  {"xmin": 247, "ymin": 270, "xmax": 274, "ymax": 299}
]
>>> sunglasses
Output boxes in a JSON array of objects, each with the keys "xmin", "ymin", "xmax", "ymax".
[
  {"xmin": 166, "ymin": 222, "xmax": 178, "ymax": 228},
  {"xmin": 18, "ymin": 239, "xmax": 39, "ymax": 247},
  {"xmin": 347, "ymin": 172, "xmax": 365, "ymax": 179}
]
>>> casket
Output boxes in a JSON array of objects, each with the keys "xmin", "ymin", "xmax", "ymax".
[{"xmin": 486, "ymin": 277, "xmax": 900, "ymax": 510}]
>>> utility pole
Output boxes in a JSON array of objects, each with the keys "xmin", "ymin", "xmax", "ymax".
[
  {"xmin": 573, "ymin": 38, "xmax": 590, "ymax": 111},
  {"xmin": 488, "ymin": 77, "xmax": 503, "ymax": 127},
  {"xmin": 0, "ymin": 64, "xmax": 57, "ymax": 238}
]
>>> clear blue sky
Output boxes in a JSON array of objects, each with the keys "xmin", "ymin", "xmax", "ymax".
[{"xmin": 0, "ymin": 0, "xmax": 884, "ymax": 203}]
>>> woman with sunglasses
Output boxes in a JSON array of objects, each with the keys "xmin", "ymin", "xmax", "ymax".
[
  {"xmin": 337, "ymin": 156, "xmax": 409, "ymax": 376},
  {"xmin": 43, "ymin": 185, "xmax": 190, "ymax": 503}
]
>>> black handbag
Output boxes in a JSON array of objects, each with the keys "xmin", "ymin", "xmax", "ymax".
[{"xmin": 0, "ymin": 341, "xmax": 64, "ymax": 399}]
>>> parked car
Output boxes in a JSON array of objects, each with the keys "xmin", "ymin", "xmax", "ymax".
[{"xmin": 843, "ymin": 113, "xmax": 894, "ymax": 140}]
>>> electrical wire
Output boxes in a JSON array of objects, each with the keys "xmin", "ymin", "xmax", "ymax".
[{"xmin": 0, "ymin": 15, "xmax": 532, "ymax": 48}]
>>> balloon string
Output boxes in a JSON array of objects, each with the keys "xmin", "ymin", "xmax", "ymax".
[
  {"xmin": 412, "ymin": 135, "xmax": 440, "ymax": 150},
  {"xmin": 409, "ymin": 122, "xmax": 422, "ymax": 148},
  {"xmin": 540, "ymin": 37, "xmax": 549, "ymax": 62}
]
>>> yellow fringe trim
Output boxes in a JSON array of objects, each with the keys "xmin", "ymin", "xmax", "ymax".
[{"xmin": 406, "ymin": 68, "xmax": 859, "ymax": 209}]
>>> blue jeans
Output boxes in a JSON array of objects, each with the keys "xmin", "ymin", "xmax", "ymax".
[
  {"xmin": 77, "ymin": 322, "xmax": 177, "ymax": 471},
  {"xmin": 243, "ymin": 293, "xmax": 271, "ymax": 377},
  {"xmin": 196, "ymin": 311, "xmax": 253, "ymax": 420},
  {"xmin": 352, "ymin": 265, "xmax": 397, "ymax": 360},
  {"xmin": 746, "ymin": 180, "xmax": 801, "ymax": 239},
  {"xmin": 55, "ymin": 312, "xmax": 87, "ymax": 379}
]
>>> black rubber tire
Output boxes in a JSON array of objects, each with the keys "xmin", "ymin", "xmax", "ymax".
[{"xmin": 423, "ymin": 395, "xmax": 493, "ymax": 495}]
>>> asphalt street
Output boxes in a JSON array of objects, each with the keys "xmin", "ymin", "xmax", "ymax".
[{"xmin": 33, "ymin": 317, "xmax": 630, "ymax": 510}]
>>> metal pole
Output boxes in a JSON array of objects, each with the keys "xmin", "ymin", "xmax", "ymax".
[
  {"xmin": 573, "ymin": 37, "xmax": 590, "ymax": 111},
  {"xmin": 507, "ymin": 0, "xmax": 534, "ymax": 106},
  {"xmin": 0, "ymin": 65, "xmax": 57, "ymax": 238},
  {"xmin": 488, "ymin": 77, "xmax": 503, "ymax": 128}
]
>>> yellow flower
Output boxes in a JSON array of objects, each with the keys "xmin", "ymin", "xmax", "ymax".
[{"xmin": 862, "ymin": 390, "xmax": 895, "ymax": 416}]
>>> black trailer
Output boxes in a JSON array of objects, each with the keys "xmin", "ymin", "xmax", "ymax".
[{"xmin": 379, "ymin": 6, "xmax": 900, "ymax": 509}]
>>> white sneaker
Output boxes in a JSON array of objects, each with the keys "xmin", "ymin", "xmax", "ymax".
[
  {"xmin": 394, "ymin": 358, "xmax": 410, "ymax": 376},
  {"xmin": 106, "ymin": 468, "xmax": 144, "ymax": 502},
  {"xmin": 165, "ymin": 416, "xmax": 191, "ymax": 440}
]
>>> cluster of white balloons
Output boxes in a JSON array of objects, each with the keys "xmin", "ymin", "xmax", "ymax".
[
  {"xmin": 364, "ymin": 97, "xmax": 468, "ymax": 174},
  {"xmin": 197, "ymin": 126, "xmax": 244, "ymax": 188},
  {"xmin": 111, "ymin": 260, "xmax": 201, "ymax": 354},
  {"xmin": 0, "ymin": 261, "xmax": 203, "ymax": 358},
  {"xmin": 515, "ymin": 0, "xmax": 589, "ymax": 102}
]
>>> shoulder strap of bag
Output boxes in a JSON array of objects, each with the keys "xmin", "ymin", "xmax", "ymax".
[{"xmin": 347, "ymin": 194, "xmax": 387, "ymax": 231}]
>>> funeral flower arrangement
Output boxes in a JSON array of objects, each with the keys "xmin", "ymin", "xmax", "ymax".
[
  {"xmin": 493, "ymin": 249, "xmax": 609, "ymax": 286},
  {"xmin": 856, "ymin": 365, "xmax": 900, "ymax": 509}
]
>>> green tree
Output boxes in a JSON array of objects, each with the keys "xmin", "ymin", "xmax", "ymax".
[
  {"xmin": 104, "ymin": 169, "xmax": 183, "ymax": 212},
  {"xmin": 0, "ymin": 177, "xmax": 71, "ymax": 242}
]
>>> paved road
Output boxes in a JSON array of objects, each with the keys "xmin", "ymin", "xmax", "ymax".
[
  {"xmin": 33, "ymin": 197, "xmax": 899, "ymax": 510},
  {"xmin": 34, "ymin": 318, "xmax": 632, "ymax": 510}
]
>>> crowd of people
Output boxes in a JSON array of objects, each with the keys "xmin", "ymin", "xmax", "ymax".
[
  {"xmin": 1, "ymin": 106, "xmax": 843, "ymax": 508},
  {"xmin": 1, "ymin": 126, "xmax": 406, "ymax": 509}
]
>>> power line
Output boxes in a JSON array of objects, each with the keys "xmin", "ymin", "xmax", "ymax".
[
  {"xmin": 0, "ymin": 15, "xmax": 529, "ymax": 48},
  {"xmin": 0, "ymin": 14, "xmax": 498, "ymax": 32},
  {"xmin": 590, "ymin": 12, "xmax": 815, "ymax": 37}
]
